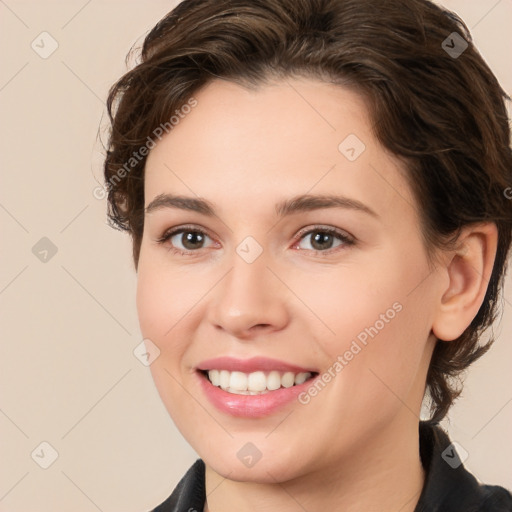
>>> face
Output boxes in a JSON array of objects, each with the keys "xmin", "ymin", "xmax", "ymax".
[{"xmin": 136, "ymin": 77, "xmax": 441, "ymax": 482}]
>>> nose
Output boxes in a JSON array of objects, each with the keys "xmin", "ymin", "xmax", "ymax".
[{"xmin": 206, "ymin": 248, "xmax": 290, "ymax": 340}]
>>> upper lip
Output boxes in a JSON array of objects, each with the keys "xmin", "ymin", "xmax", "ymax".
[{"xmin": 196, "ymin": 356, "xmax": 317, "ymax": 374}]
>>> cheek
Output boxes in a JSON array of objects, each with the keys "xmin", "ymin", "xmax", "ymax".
[
  {"xmin": 135, "ymin": 263, "xmax": 203, "ymax": 429},
  {"xmin": 136, "ymin": 271, "xmax": 167, "ymax": 345},
  {"xmin": 304, "ymin": 253, "xmax": 433, "ymax": 400},
  {"xmin": 136, "ymin": 256, "xmax": 200, "ymax": 340},
  {"xmin": 135, "ymin": 262, "xmax": 193, "ymax": 369},
  {"xmin": 293, "ymin": 263, "xmax": 401, "ymax": 355}
]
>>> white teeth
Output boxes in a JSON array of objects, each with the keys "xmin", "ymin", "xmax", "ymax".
[
  {"xmin": 206, "ymin": 369, "xmax": 312, "ymax": 394},
  {"xmin": 281, "ymin": 372, "xmax": 295, "ymax": 388},
  {"xmin": 247, "ymin": 371, "xmax": 266, "ymax": 391},
  {"xmin": 219, "ymin": 370, "xmax": 230, "ymax": 389},
  {"xmin": 209, "ymin": 369, "xmax": 220, "ymax": 386},
  {"xmin": 294, "ymin": 372, "xmax": 308, "ymax": 385},
  {"xmin": 229, "ymin": 371, "xmax": 247, "ymax": 391},
  {"xmin": 267, "ymin": 371, "xmax": 281, "ymax": 391}
]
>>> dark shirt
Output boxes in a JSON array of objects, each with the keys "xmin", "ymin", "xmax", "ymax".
[{"xmin": 150, "ymin": 421, "xmax": 512, "ymax": 511}]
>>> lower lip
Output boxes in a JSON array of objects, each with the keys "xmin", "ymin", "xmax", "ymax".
[{"xmin": 197, "ymin": 371, "xmax": 318, "ymax": 418}]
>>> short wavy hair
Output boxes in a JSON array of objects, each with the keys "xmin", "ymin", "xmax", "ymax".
[{"xmin": 102, "ymin": 0, "xmax": 512, "ymax": 423}]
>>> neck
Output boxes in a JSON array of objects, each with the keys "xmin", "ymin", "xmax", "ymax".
[{"xmin": 204, "ymin": 417, "xmax": 425, "ymax": 512}]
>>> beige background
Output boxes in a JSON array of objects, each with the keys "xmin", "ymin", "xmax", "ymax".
[{"xmin": 0, "ymin": 1, "xmax": 511, "ymax": 510}]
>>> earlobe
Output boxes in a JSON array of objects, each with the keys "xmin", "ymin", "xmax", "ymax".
[{"xmin": 431, "ymin": 223, "xmax": 498, "ymax": 342}]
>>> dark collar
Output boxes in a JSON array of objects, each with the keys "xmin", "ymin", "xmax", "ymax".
[
  {"xmin": 151, "ymin": 422, "xmax": 512, "ymax": 511},
  {"xmin": 414, "ymin": 421, "xmax": 512, "ymax": 511}
]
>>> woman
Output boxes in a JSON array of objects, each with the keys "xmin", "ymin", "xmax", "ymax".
[{"xmin": 102, "ymin": 0, "xmax": 512, "ymax": 510}]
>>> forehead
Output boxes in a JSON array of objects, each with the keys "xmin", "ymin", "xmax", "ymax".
[{"xmin": 143, "ymin": 78, "xmax": 417, "ymax": 227}]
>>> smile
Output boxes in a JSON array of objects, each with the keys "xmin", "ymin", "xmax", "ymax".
[
  {"xmin": 196, "ymin": 356, "xmax": 319, "ymax": 417},
  {"xmin": 203, "ymin": 369, "xmax": 314, "ymax": 394}
]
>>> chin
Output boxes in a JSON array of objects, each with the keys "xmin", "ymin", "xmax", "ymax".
[
  {"xmin": 204, "ymin": 454, "xmax": 305, "ymax": 484},
  {"xmin": 195, "ymin": 435, "xmax": 311, "ymax": 483}
]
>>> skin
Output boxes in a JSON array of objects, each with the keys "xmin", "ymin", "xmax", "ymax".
[{"xmin": 135, "ymin": 77, "xmax": 497, "ymax": 512}]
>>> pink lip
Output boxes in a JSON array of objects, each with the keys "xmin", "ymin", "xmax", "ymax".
[
  {"xmin": 196, "ymin": 356, "xmax": 316, "ymax": 374},
  {"xmin": 197, "ymin": 371, "xmax": 318, "ymax": 418}
]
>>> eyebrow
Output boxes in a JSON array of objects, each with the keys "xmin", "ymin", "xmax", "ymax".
[{"xmin": 144, "ymin": 193, "xmax": 378, "ymax": 218}]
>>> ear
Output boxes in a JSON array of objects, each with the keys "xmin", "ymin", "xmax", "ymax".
[{"xmin": 431, "ymin": 222, "xmax": 498, "ymax": 342}]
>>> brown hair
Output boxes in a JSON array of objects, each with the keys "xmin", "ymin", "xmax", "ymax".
[{"xmin": 103, "ymin": 0, "xmax": 512, "ymax": 423}]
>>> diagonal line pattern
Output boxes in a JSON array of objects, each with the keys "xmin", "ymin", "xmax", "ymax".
[
  {"xmin": 61, "ymin": 369, "xmax": 132, "ymax": 439},
  {"xmin": 61, "ymin": 265, "xmax": 132, "ymax": 335},
  {"xmin": 285, "ymin": 79, "xmax": 336, "ymax": 131},
  {"xmin": 0, "ymin": 408, "xmax": 29, "ymax": 439},
  {"xmin": 368, "ymin": 367, "xmax": 420, "ymax": 421},
  {"xmin": 0, "ymin": 202, "xmax": 29, "ymax": 232},
  {"xmin": 266, "ymin": 470, "xmax": 311, "ymax": 512},
  {"xmin": 471, "ymin": 395, "xmax": 512, "ymax": 439},
  {"xmin": 0, "ymin": 472, "xmax": 29, "ymax": 502},
  {"xmin": 471, "ymin": 0, "xmax": 502, "ymax": 29},
  {"xmin": 61, "ymin": 0, "xmax": 93, "ymax": 29},
  {"xmin": 0, "ymin": 265, "xmax": 29, "ymax": 295},
  {"xmin": 265, "ymin": 266, "xmax": 336, "ymax": 335},
  {"xmin": 265, "ymin": 410, "xmax": 294, "ymax": 438},
  {"xmin": 204, "ymin": 471, "xmax": 239, "ymax": 512},
  {"xmin": 0, "ymin": 0, "xmax": 29, "ymax": 28},
  {"xmin": 369, "ymin": 163, "xmax": 415, "ymax": 211},
  {"xmin": 163, "ymin": 367, "xmax": 234, "ymax": 438},
  {"xmin": 0, "ymin": 62, "xmax": 29, "ymax": 92},
  {"xmin": 61, "ymin": 61, "xmax": 104, "ymax": 104},
  {"xmin": 60, "ymin": 205, "xmax": 89, "ymax": 233},
  {"xmin": 302, "ymin": 164, "xmax": 337, "ymax": 195},
  {"xmin": 405, "ymin": 269, "xmax": 435, "ymax": 298},
  {"xmin": 61, "ymin": 471, "xmax": 103, "ymax": 511},
  {"xmin": 205, "ymin": 470, "xmax": 233, "ymax": 500}
]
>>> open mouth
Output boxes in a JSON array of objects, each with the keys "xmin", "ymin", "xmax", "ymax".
[{"xmin": 199, "ymin": 369, "xmax": 319, "ymax": 395}]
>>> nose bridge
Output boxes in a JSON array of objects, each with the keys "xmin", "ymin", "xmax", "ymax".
[
  {"xmin": 208, "ymin": 239, "xmax": 288, "ymax": 336},
  {"xmin": 230, "ymin": 244, "xmax": 271, "ymax": 298}
]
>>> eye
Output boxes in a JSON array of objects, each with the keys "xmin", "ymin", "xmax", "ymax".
[
  {"xmin": 293, "ymin": 226, "xmax": 355, "ymax": 254},
  {"xmin": 156, "ymin": 225, "xmax": 216, "ymax": 255},
  {"xmin": 156, "ymin": 224, "xmax": 355, "ymax": 256}
]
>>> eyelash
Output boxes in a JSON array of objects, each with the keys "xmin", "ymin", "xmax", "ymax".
[{"xmin": 156, "ymin": 224, "xmax": 355, "ymax": 257}]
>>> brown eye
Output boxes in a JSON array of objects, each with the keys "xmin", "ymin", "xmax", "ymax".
[
  {"xmin": 175, "ymin": 230, "xmax": 207, "ymax": 250},
  {"xmin": 157, "ymin": 226, "xmax": 214, "ymax": 254},
  {"xmin": 295, "ymin": 227, "xmax": 354, "ymax": 253}
]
